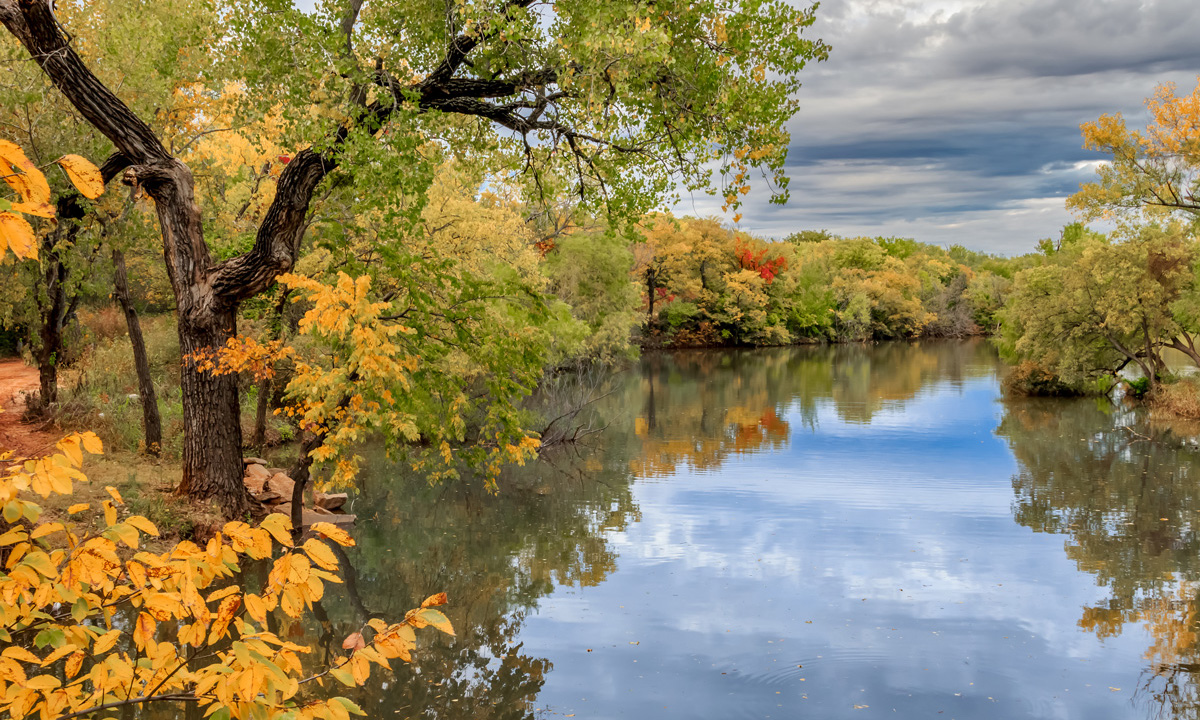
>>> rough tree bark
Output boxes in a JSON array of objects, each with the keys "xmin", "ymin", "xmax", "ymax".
[{"xmin": 111, "ymin": 248, "xmax": 163, "ymax": 455}]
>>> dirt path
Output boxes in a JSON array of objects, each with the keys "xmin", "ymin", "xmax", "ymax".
[{"xmin": 0, "ymin": 359, "xmax": 59, "ymax": 456}]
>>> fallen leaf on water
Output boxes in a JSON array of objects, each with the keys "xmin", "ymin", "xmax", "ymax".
[{"xmin": 853, "ymin": 705, "xmax": 869, "ymax": 710}]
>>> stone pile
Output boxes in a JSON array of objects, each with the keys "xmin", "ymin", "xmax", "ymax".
[{"xmin": 242, "ymin": 457, "xmax": 355, "ymax": 527}]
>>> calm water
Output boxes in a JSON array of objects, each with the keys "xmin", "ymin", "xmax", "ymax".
[{"xmin": 290, "ymin": 340, "xmax": 1200, "ymax": 719}]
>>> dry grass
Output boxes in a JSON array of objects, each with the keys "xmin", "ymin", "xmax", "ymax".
[
  {"xmin": 78, "ymin": 306, "xmax": 128, "ymax": 343},
  {"xmin": 1152, "ymin": 378, "xmax": 1200, "ymax": 420},
  {"xmin": 38, "ymin": 451, "xmax": 226, "ymax": 549}
]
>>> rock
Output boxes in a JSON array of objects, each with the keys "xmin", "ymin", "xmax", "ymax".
[
  {"xmin": 266, "ymin": 467, "xmax": 288, "ymax": 477},
  {"xmin": 315, "ymin": 492, "xmax": 348, "ymax": 511},
  {"xmin": 243, "ymin": 457, "xmax": 269, "ymax": 466},
  {"xmin": 266, "ymin": 473, "xmax": 297, "ymax": 502},
  {"xmin": 244, "ymin": 474, "xmax": 268, "ymax": 495},
  {"xmin": 245, "ymin": 464, "xmax": 271, "ymax": 482},
  {"xmin": 268, "ymin": 504, "xmax": 356, "ymax": 527},
  {"xmin": 310, "ymin": 505, "xmax": 333, "ymax": 515},
  {"xmin": 304, "ymin": 510, "xmax": 356, "ymax": 526},
  {"xmin": 256, "ymin": 491, "xmax": 284, "ymax": 504}
]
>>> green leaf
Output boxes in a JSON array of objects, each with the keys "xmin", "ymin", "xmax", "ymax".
[
  {"xmin": 332, "ymin": 697, "xmax": 367, "ymax": 716},
  {"xmin": 329, "ymin": 667, "xmax": 355, "ymax": 687},
  {"xmin": 0, "ymin": 197, "xmax": 10, "ymax": 211},
  {"xmin": 34, "ymin": 627, "xmax": 66, "ymax": 649},
  {"xmin": 71, "ymin": 597, "xmax": 90, "ymax": 622}
]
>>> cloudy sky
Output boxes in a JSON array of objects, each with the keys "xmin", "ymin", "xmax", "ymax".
[
  {"xmin": 297, "ymin": 1, "xmax": 1200, "ymax": 255},
  {"xmin": 690, "ymin": 0, "xmax": 1200, "ymax": 254}
]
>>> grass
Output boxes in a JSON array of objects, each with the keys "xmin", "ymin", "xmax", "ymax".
[
  {"xmin": 1151, "ymin": 378, "xmax": 1200, "ymax": 420},
  {"xmin": 55, "ymin": 311, "xmax": 295, "ymax": 457},
  {"xmin": 38, "ymin": 451, "xmax": 225, "ymax": 550}
]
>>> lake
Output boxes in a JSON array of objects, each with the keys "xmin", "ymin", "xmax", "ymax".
[{"xmin": 299, "ymin": 340, "xmax": 1200, "ymax": 719}]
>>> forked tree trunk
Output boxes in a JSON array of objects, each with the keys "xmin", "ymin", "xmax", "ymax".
[
  {"xmin": 111, "ymin": 248, "xmax": 163, "ymax": 455},
  {"xmin": 2, "ymin": 0, "xmax": 542, "ymax": 516}
]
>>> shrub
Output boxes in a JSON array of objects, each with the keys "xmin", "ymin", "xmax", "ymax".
[
  {"xmin": 1152, "ymin": 378, "xmax": 1200, "ymax": 419},
  {"xmin": 1002, "ymin": 361, "xmax": 1083, "ymax": 397}
]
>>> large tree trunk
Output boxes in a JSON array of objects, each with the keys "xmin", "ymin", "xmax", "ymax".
[
  {"xmin": 176, "ymin": 310, "xmax": 250, "ymax": 514},
  {"xmin": 111, "ymin": 248, "xmax": 163, "ymax": 455}
]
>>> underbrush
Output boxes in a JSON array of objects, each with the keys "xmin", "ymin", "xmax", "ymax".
[
  {"xmin": 56, "ymin": 312, "xmax": 295, "ymax": 456},
  {"xmin": 1001, "ymin": 361, "xmax": 1083, "ymax": 397},
  {"xmin": 54, "ymin": 314, "xmax": 185, "ymax": 456},
  {"xmin": 1152, "ymin": 378, "xmax": 1200, "ymax": 420}
]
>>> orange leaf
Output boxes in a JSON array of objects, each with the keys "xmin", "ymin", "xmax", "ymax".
[
  {"xmin": 342, "ymin": 631, "xmax": 366, "ymax": 652},
  {"xmin": 0, "ymin": 212, "xmax": 37, "ymax": 260},
  {"xmin": 8, "ymin": 201, "xmax": 55, "ymax": 218},
  {"xmin": 57, "ymin": 155, "xmax": 105, "ymax": 199},
  {"xmin": 0, "ymin": 140, "xmax": 50, "ymax": 205},
  {"xmin": 421, "ymin": 592, "xmax": 448, "ymax": 608}
]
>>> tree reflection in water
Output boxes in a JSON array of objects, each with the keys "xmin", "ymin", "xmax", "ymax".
[{"xmin": 999, "ymin": 397, "xmax": 1200, "ymax": 719}]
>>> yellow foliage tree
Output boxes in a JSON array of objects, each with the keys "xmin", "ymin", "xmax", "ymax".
[
  {"xmin": 0, "ymin": 429, "xmax": 452, "ymax": 720},
  {"xmin": 1070, "ymin": 77, "xmax": 1200, "ymax": 221}
]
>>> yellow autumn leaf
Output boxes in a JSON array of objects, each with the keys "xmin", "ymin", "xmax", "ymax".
[
  {"xmin": 105, "ymin": 486, "xmax": 124, "ymax": 505},
  {"xmin": 66, "ymin": 503, "xmax": 89, "ymax": 514},
  {"xmin": 411, "ymin": 608, "xmax": 454, "ymax": 636},
  {"xmin": 63, "ymin": 651, "xmax": 84, "ymax": 679},
  {"xmin": 126, "ymin": 515, "xmax": 159, "ymax": 537},
  {"xmin": 91, "ymin": 630, "xmax": 121, "ymax": 655},
  {"xmin": 30, "ymin": 523, "xmax": 64, "ymax": 539},
  {"xmin": 310, "ymin": 521, "xmax": 354, "ymax": 547},
  {"xmin": 259, "ymin": 513, "xmax": 294, "ymax": 547},
  {"xmin": 132, "ymin": 612, "xmax": 156, "ymax": 649},
  {"xmin": 421, "ymin": 592, "xmax": 448, "ymax": 608},
  {"xmin": 56, "ymin": 155, "xmax": 105, "ymax": 199},
  {"xmin": 9, "ymin": 201, "xmax": 55, "ymax": 218},
  {"xmin": 302, "ymin": 538, "xmax": 339, "ymax": 571},
  {"xmin": 79, "ymin": 432, "xmax": 103, "ymax": 454},
  {"xmin": 0, "ymin": 211, "xmax": 37, "ymax": 260},
  {"xmin": 0, "ymin": 140, "xmax": 50, "ymax": 205}
]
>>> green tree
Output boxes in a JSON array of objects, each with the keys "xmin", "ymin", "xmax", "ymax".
[
  {"xmin": 0, "ymin": 0, "xmax": 829, "ymax": 514},
  {"xmin": 1000, "ymin": 223, "xmax": 1198, "ymax": 391}
]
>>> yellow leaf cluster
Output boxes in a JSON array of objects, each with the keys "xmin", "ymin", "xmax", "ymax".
[
  {"xmin": 0, "ymin": 432, "xmax": 452, "ymax": 720},
  {"xmin": 0, "ymin": 139, "xmax": 106, "ymax": 261}
]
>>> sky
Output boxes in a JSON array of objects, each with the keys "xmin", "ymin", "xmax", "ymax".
[
  {"xmin": 697, "ymin": 0, "xmax": 1200, "ymax": 254},
  {"xmin": 295, "ymin": 0, "xmax": 1200, "ymax": 255}
]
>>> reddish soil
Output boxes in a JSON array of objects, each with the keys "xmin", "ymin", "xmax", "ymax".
[{"xmin": 0, "ymin": 359, "xmax": 58, "ymax": 457}]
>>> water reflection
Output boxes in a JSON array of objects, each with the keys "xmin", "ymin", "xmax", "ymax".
[
  {"xmin": 224, "ymin": 340, "xmax": 1200, "ymax": 719},
  {"xmin": 999, "ymin": 398, "xmax": 1200, "ymax": 719},
  {"xmin": 630, "ymin": 341, "xmax": 998, "ymax": 477}
]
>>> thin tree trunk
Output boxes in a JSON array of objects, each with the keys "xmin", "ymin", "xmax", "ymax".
[
  {"xmin": 30, "ymin": 218, "xmax": 76, "ymax": 411},
  {"xmin": 112, "ymin": 248, "xmax": 163, "ymax": 455},
  {"xmin": 252, "ymin": 289, "xmax": 290, "ymax": 450},
  {"xmin": 646, "ymin": 268, "xmax": 657, "ymax": 323}
]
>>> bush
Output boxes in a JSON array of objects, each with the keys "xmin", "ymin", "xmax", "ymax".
[
  {"xmin": 1002, "ymin": 361, "xmax": 1083, "ymax": 397},
  {"xmin": 1152, "ymin": 378, "xmax": 1200, "ymax": 419}
]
